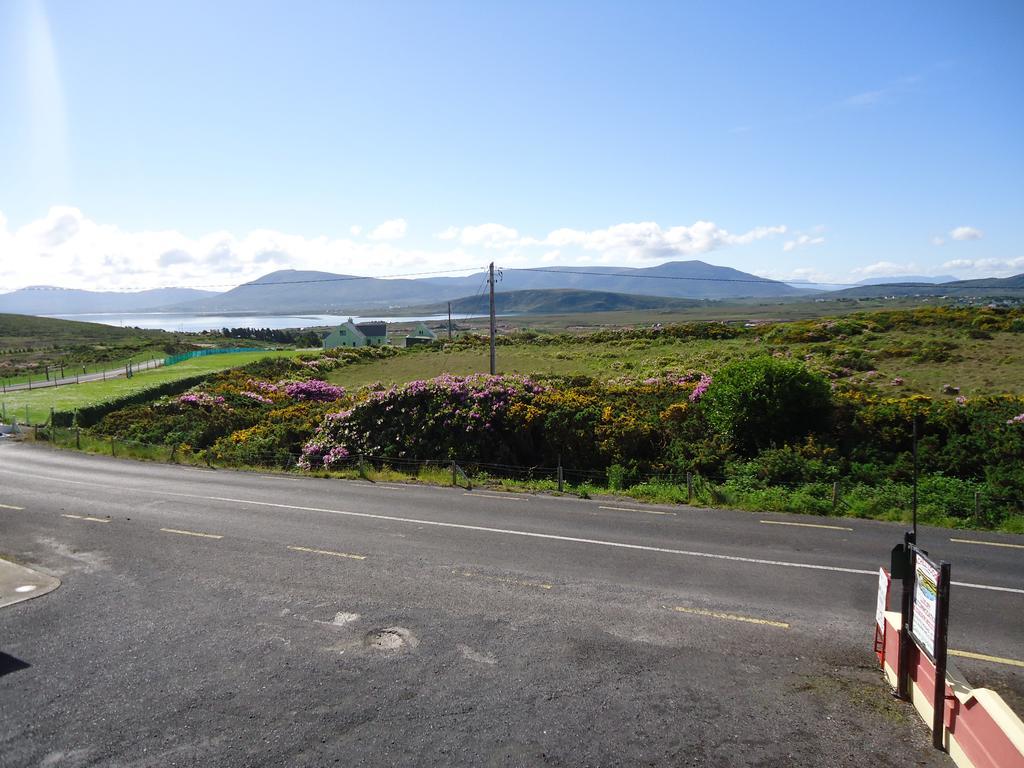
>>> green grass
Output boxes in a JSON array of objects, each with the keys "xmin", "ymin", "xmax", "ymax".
[
  {"xmin": 1, "ymin": 349, "xmax": 296, "ymax": 424},
  {"xmin": 326, "ymin": 328, "xmax": 1024, "ymax": 398}
]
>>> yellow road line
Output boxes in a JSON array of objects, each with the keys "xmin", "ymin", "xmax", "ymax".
[
  {"xmin": 950, "ymin": 649, "xmax": 1024, "ymax": 668},
  {"xmin": 760, "ymin": 520, "xmax": 853, "ymax": 531},
  {"xmin": 950, "ymin": 538, "xmax": 1024, "ymax": 550},
  {"xmin": 599, "ymin": 505, "xmax": 673, "ymax": 516},
  {"xmin": 0, "ymin": 503, "xmax": 24, "ymax": 510},
  {"xmin": 456, "ymin": 570, "xmax": 552, "ymax": 590},
  {"xmin": 464, "ymin": 492, "xmax": 528, "ymax": 502},
  {"xmin": 287, "ymin": 545, "xmax": 365, "ymax": 560},
  {"xmin": 61, "ymin": 513, "xmax": 110, "ymax": 523},
  {"xmin": 160, "ymin": 527, "xmax": 222, "ymax": 539},
  {"xmin": 672, "ymin": 605, "xmax": 789, "ymax": 629}
]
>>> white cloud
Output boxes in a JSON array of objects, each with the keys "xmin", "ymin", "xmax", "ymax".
[
  {"xmin": 931, "ymin": 236, "xmax": 945, "ymax": 246},
  {"xmin": 349, "ymin": 225, "xmax": 362, "ymax": 236},
  {"xmin": 941, "ymin": 257, "xmax": 1024, "ymax": 277},
  {"xmin": 0, "ymin": 207, "xmax": 482, "ymax": 291},
  {"xmin": 438, "ymin": 223, "xmax": 521, "ymax": 248},
  {"xmin": 782, "ymin": 233, "xmax": 826, "ymax": 252},
  {"xmin": 851, "ymin": 261, "xmax": 919, "ymax": 278},
  {"xmin": 0, "ymin": 209, "xmax": 793, "ymax": 292},
  {"xmin": 950, "ymin": 226, "xmax": 983, "ymax": 241},
  {"xmin": 366, "ymin": 218, "xmax": 407, "ymax": 241},
  {"xmin": 541, "ymin": 220, "xmax": 786, "ymax": 257}
]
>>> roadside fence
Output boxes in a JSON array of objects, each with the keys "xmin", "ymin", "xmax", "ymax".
[
  {"xmin": 0, "ymin": 355, "xmax": 164, "ymax": 393},
  {"xmin": 163, "ymin": 347, "xmax": 265, "ymax": 366}
]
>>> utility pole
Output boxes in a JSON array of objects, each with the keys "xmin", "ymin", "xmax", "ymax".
[
  {"xmin": 447, "ymin": 302, "xmax": 452, "ymax": 340},
  {"xmin": 488, "ymin": 262, "xmax": 497, "ymax": 375}
]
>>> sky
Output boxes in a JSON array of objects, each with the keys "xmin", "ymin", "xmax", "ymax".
[{"xmin": 0, "ymin": 0, "xmax": 1022, "ymax": 293}]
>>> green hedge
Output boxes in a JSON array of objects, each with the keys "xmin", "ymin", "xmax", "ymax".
[{"xmin": 52, "ymin": 373, "xmax": 213, "ymax": 428}]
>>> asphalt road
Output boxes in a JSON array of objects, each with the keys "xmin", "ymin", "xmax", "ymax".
[{"xmin": 1, "ymin": 443, "xmax": 1021, "ymax": 767}]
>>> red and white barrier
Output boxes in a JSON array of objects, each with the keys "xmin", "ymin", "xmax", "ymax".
[{"xmin": 879, "ymin": 610, "xmax": 1024, "ymax": 768}]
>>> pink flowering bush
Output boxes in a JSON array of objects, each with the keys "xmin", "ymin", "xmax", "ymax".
[
  {"xmin": 178, "ymin": 392, "xmax": 227, "ymax": 407},
  {"xmin": 689, "ymin": 374, "xmax": 712, "ymax": 403},
  {"xmin": 1008, "ymin": 413, "xmax": 1024, "ymax": 425},
  {"xmin": 300, "ymin": 374, "xmax": 546, "ymax": 468},
  {"xmin": 283, "ymin": 379, "xmax": 345, "ymax": 402}
]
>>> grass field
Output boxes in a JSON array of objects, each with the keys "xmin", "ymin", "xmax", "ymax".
[
  {"xmin": 325, "ymin": 328, "xmax": 1024, "ymax": 398},
  {"xmin": 0, "ymin": 349, "xmax": 296, "ymax": 424}
]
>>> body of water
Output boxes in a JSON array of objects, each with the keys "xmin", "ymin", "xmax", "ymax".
[{"xmin": 46, "ymin": 313, "xmax": 479, "ymax": 333}]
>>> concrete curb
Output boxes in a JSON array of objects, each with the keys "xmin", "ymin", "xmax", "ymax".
[{"xmin": 0, "ymin": 558, "xmax": 61, "ymax": 609}]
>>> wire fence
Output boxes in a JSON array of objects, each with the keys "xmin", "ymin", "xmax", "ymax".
[{"xmin": 0, "ymin": 355, "xmax": 165, "ymax": 393}]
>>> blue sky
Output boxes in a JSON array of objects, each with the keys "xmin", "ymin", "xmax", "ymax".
[{"xmin": 1, "ymin": 0, "xmax": 1021, "ymax": 291}]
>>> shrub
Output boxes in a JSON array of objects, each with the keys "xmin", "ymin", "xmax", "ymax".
[{"xmin": 700, "ymin": 357, "xmax": 832, "ymax": 455}]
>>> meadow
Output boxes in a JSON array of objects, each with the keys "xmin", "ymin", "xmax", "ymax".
[{"xmin": 0, "ymin": 349, "xmax": 297, "ymax": 424}]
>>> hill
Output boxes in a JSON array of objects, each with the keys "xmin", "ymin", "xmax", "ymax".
[
  {"xmin": 167, "ymin": 261, "xmax": 812, "ymax": 314},
  {"xmin": 403, "ymin": 289, "xmax": 706, "ymax": 316},
  {"xmin": 0, "ymin": 287, "xmax": 219, "ymax": 315},
  {"xmin": 422, "ymin": 260, "xmax": 814, "ymax": 300},
  {"xmin": 828, "ymin": 273, "xmax": 1024, "ymax": 299}
]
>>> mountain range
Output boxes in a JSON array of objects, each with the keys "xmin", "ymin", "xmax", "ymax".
[
  {"xmin": 0, "ymin": 287, "xmax": 218, "ymax": 315},
  {"xmin": 1, "ymin": 261, "xmax": 1020, "ymax": 316}
]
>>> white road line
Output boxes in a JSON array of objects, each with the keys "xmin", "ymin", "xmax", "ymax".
[
  {"xmin": 0, "ymin": 503, "xmax": 25, "ymax": 510},
  {"xmin": 61, "ymin": 513, "xmax": 110, "ymax": 523},
  {"xmin": 4, "ymin": 467, "xmax": 1022, "ymax": 595},
  {"xmin": 760, "ymin": 520, "xmax": 853, "ymax": 531},
  {"xmin": 465, "ymin": 492, "xmax": 528, "ymax": 502},
  {"xmin": 951, "ymin": 538, "xmax": 1024, "ymax": 551},
  {"xmin": 287, "ymin": 545, "xmax": 365, "ymax": 560},
  {"xmin": 600, "ymin": 505, "xmax": 674, "ymax": 516},
  {"xmin": 160, "ymin": 527, "xmax": 223, "ymax": 539}
]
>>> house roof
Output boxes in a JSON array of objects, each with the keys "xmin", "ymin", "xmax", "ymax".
[{"xmin": 354, "ymin": 321, "xmax": 387, "ymax": 337}]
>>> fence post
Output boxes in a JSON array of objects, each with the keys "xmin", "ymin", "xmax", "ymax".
[
  {"xmin": 974, "ymin": 491, "xmax": 981, "ymax": 522},
  {"xmin": 557, "ymin": 454, "xmax": 564, "ymax": 493},
  {"xmin": 111, "ymin": 437, "xmax": 116, "ymax": 457},
  {"xmin": 451, "ymin": 460, "xmax": 457, "ymax": 487},
  {"xmin": 832, "ymin": 481, "xmax": 839, "ymax": 513},
  {"xmin": 170, "ymin": 444, "xmax": 177, "ymax": 463},
  {"xmin": 686, "ymin": 472, "xmax": 693, "ymax": 503},
  {"xmin": 76, "ymin": 428, "xmax": 81, "ymax": 450}
]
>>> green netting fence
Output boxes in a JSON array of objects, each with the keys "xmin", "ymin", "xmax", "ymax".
[{"xmin": 163, "ymin": 347, "xmax": 264, "ymax": 366}]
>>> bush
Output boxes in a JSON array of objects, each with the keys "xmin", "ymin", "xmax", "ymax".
[{"xmin": 700, "ymin": 357, "xmax": 832, "ymax": 455}]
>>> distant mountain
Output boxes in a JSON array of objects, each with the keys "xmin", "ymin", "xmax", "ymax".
[
  {"xmin": 855, "ymin": 275, "xmax": 958, "ymax": 286},
  {"xmin": 0, "ymin": 287, "xmax": 220, "ymax": 315},
  {"xmin": 828, "ymin": 274, "xmax": 1024, "ymax": 299},
  {"xmin": 167, "ymin": 270, "xmax": 445, "ymax": 313},
  {"xmin": 422, "ymin": 260, "xmax": 814, "ymax": 300},
  {"xmin": 167, "ymin": 261, "xmax": 812, "ymax": 314},
  {"xmin": 408, "ymin": 289, "xmax": 707, "ymax": 316}
]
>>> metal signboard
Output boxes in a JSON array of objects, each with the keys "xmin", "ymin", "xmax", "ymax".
[{"xmin": 911, "ymin": 554, "xmax": 939, "ymax": 658}]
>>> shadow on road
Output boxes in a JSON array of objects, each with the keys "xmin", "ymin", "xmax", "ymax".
[{"xmin": 0, "ymin": 652, "xmax": 31, "ymax": 677}]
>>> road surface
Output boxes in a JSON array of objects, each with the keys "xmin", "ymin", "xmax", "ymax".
[{"xmin": 1, "ymin": 442, "xmax": 1021, "ymax": 766}]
